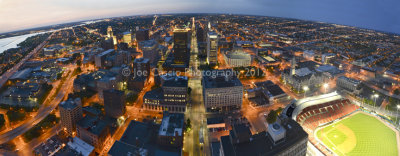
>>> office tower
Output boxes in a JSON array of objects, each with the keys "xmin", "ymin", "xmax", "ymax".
[
  {"xmin": 173, "ymin": 27, "xmax": 190, "ymax": 64},
  {"xmin": 107, "ymin": 26, "xmax": 113, "ymax": 39},
  {"xmin": 202, "ymin": 69, "xmax": 243, "ymax": 112},
  {"xmin": 122, "ymin": 31, "xmax": 132, "ymax": 44},
  {"xmin": 207, "ymin": 31, "xmax": 218, "ymax": 65},
  {"xmin": 103, "ymin": 89, "xmax": 126, "ymax": 118},
  {"xmin": 59, "ymin": 98, "xmax": 83, "ymax": 136},
  {"xmin": 143, "ymin": 75, "xmax": 188, "ymax": 113},
  {"xmin": 133, "ymin": 58, "xmax": 150, "ymax": 78},
  {"xmin": 140, "ymin": 40, "xmax": 159, "ymax": 65},
  {"xmin": 136, "ymin": 29, "xmax": 149, "ymax": 42}
]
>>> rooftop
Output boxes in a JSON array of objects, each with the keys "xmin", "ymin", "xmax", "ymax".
[
  {"xmin": 77, "ymin": 115, "xmax": 109, "ymax": 135},
  {"xmin": 203, "ymin": 69, "xmax": 242, "ymax": 89},
  {"xmin": 67, "ymin": 137, "xmax": 94, "ymax": 156},
  {"xmin": 159, "ymin": 112, "xmax": 184, "ymax": 137}
]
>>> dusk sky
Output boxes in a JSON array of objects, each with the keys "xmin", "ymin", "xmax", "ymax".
[{"xmin": 0, "ymin": 0, "xmax": 399, "ymax": 34}]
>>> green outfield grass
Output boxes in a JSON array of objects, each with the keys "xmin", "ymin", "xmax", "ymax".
[{"xmin": 316, "ymin": 112, "xmax": 398, "ymax": 156}]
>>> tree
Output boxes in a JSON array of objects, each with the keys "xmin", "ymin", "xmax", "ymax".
[
  {"xmin": 185, "ymin": 118, "xmax": 192, "ymax": 132},
  {"xmin": 266, "ymin": 110, "xmax": 278, "ymax": 124},
  {"xmin": 394, "ymin": 89, "xmax": 400, "ymax": 95}
]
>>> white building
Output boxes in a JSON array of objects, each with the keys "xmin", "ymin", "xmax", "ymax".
[
  {"xmin": 202, "ymin": 69, "xmax": 243, "ymax": 112},
  {"xmin": 223, "ymin": 50, "xmax": 252, "ymax": 67}
]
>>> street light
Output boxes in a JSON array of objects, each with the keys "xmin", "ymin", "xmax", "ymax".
[
  {"xmin": 323, "ymin": 83, "xmax": 329, "ymax": 93},
  {"xmin": 303, "ymin": 86, "xmax": 309, "ymax": 98}
]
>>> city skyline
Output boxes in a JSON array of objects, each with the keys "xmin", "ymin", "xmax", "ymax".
[{"xmin": 0, "ymin": 0, "xmax": 400, "ymax": 34}]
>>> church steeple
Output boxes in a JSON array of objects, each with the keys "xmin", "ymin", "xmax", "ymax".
[{"xmin": 291, "ymin": 57, "xmax": 296, "ymax": 76}]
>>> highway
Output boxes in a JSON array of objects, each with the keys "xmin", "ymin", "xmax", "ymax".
[{"xmin": 0, "ymin": 65, "xmax": 76, "ymax": 146}]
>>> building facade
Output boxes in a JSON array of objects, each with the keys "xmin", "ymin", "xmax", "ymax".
[
  {"xmin": 103, "ymin": 89, "xmax": 126, "ymax": 118},
  {"xmin": 202, "ymin": 69, "xmax": 243, "ymax": 112},
  {"xmin": 207, "ymin": 31, "xmax": 218, "ymax": 65},
  {"xmin": 223, "ymin": 51, "xmax": 252, "ymax": 67},
  {"xmin": 59, "ymin": 98, "xmax": 83, "ymax": 136}
]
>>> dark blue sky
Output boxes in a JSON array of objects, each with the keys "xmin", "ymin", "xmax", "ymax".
[{"xmin": 0, "ymin": 0, "xmax": 399, "ymax": 34}]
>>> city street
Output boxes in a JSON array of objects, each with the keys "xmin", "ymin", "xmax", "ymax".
[{"xmin": 183, "ymin": 20, "xmax": 210, "ymax": 156}]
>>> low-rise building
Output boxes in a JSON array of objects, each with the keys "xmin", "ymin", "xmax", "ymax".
[{"xmin": 157, "ymin": 112, "xmax": 184, "ymax": 147}]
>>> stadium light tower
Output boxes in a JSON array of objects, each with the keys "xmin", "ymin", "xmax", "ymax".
[
  {"xmin": 303, "ymin": 86, "xmax": 309, "ymax": 98},
  {"xmin": 372, "ymin": 94, "xmax": 379, "ymax": 108},
  {"xmin": 397, "ymin": 105, "xmax": 400, "ymax": 126},
  {"xmin": 323, "ymin": 83, "xmax": 329, "ymax": 93}
]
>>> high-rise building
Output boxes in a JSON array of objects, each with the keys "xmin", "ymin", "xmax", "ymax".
[
  {"xmin": 107, "ymin": 26, "xmax": 113, "ymax": 39},
  {"xmin": 140, "ymin": 40, "xmax": 159, "ymax": 65},
  {"xmin": 173, "ymin": 27, "xmax": 190, "ymax": 64},
  {"xmin": 103, "ymin": 89, "xmax": 126, "ymax": 118},
  {"xmin": 136, "ymin": 29, "xmax": 149, "ymax": 42},
  {"xmin": 133, "ymin": 58, "xmax": 150, "ymax": 78},
  {"xmin": 143, "ymin": 75, "xmax": 188, "ymax": 113},
  {"xmin": 202, "ymin": 69, "xmax": 243, "ymax": 112},
  {"xmin": 207, "ymin": 31, "xmax": 218, "ymax": 65},
  {"xmin": 59, "ymin": 98, "xmax": 83, "ymax": 136},
  {"xmin": 122, "ymin": 31, "xmax": 132, "ymax": 44}
]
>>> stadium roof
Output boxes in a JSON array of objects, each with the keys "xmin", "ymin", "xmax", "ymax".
[{"xmin": 289, "ymin": 92, "xmax": 342, "ymax": 120}]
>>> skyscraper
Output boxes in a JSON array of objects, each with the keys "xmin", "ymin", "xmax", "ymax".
[
  {"xmin": 107, "ymin": 26, "xmax": 113, "ymax": 39},
  {"xmin": 59, "ymin": 98, "xmax": 83, "ymax": 136},
  {"xmin": 136, "ymin": 29, "xmax": 149, "ymax": 42},
  {"xmin": 173, "ymin": 27, "xmax": 190, "ymax": 64},
  {"xmin": 207, "ymin": 31, "xmax": 218, "ymax": 65},
  {"xmin": 103, "ymin": 89, "xmax": 126, "ymax": 118}
]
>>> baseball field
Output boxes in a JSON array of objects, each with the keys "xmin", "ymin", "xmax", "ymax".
[{"xmin": 316, "ymin": 112, "xmax": 399, "ymax": 156}]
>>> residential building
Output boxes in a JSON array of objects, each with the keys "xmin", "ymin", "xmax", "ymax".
[{"xmin": 59, "ymin": 98, "xmax": 83, "ymax": 136}]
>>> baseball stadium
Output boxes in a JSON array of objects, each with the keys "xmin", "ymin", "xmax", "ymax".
[{"xmin": 282, "ymin": 92, "xmax": 400, "ymax": 156}]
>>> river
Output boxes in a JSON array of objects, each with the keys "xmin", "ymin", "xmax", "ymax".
[{"xmin": 0, "ymin": 20, "xmax": 102, "ymax": 54}]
